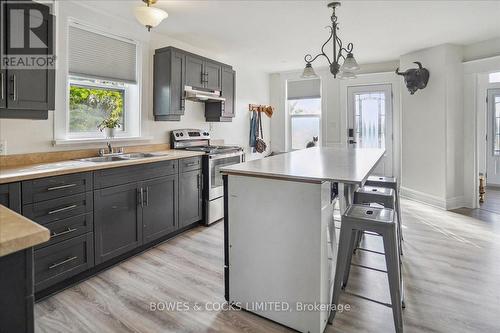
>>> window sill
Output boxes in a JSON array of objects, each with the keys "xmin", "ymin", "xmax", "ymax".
[{"xmin": 53, "ymin": 136, "xmax": 154, "ymax": 146}]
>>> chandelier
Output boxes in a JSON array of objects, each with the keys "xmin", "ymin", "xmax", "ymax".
[{"xmin": 302, "ymin": 2, "xmax": 359, "ymax": 79}]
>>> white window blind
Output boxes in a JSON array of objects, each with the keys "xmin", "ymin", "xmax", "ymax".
[
  {"xmin": 68, "ymin": 25, "xmax": 137, "ymax": 83},
  {"xmin": 287, "ymin": 79, "xmax": 321, "ymax": 100}
]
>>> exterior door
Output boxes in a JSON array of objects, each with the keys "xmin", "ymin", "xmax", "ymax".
[
  {"xmin": 347, "ymin": 84, "xmax": 393, "ymax": 176},
  {"xmin": 142, "ymin": 175, "xmax": 178, "ymax": 243},
  {"xmin": 486, "ymin": 89, "xmax": 500, "ymax": 185}
]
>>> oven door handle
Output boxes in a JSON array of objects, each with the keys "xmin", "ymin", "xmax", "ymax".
[{"xmin": 208, "ymin": 151, "xmax": 244, "ymax": 160}]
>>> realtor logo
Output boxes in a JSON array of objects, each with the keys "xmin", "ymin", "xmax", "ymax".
[{"xmin": 1, "ymin": 1, "xmax": 56, "ymax": 69}]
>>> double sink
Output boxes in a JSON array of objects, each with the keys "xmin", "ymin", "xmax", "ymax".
[{"xmin": 77, "ymin": 152, "xmax": 169, "ymax": 163}]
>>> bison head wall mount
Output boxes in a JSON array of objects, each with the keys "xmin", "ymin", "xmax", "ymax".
[{"xmin": 395, "ymin": 62, "xmax": 430, "ymax": 95}]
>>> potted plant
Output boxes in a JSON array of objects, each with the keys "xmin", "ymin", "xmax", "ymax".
[{"xmin": 97, "ymin": 117, "xmax": 121, "ymax": 138}]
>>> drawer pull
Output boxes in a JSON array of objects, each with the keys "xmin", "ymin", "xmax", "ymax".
[
  {"xmin": 48, "ymin": 204, "xmax": 77, "ymax": 215},
  {"xmin": 48, "ymin": 256, "xmax": 78, "ymax": 270},
  {"xmin": 47, "ymin": 183, "xmax": 78, "ymax": 191},
  {"xmin": 185, "ymin": 162, "xmax": 198, "ymax": 167},
  {"xmin": 51, "ymin": 227, "xmax": 77, "ymax": 238}
]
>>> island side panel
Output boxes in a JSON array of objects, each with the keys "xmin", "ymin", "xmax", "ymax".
[{"xmin": 226, "ymin": 174, "xmax": 332, "ymax": 333}]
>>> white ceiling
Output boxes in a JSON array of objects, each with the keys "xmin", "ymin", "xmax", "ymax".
[{"xmin": 84, "ymin": 0, "xmax": 500, "ymax": 72}]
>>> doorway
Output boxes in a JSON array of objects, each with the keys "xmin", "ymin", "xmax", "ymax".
[
  {"xmin": 347, "ymin": 84, "xmax": 393, "ymax": 176},
  {"xmin": 486, "ymin": 89, "xmax": 500, "ymax": 186}
]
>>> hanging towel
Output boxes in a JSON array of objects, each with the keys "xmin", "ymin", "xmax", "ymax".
[{"xmin": 249, "ymin": 111, "xmax": 258, "ymax": 149}]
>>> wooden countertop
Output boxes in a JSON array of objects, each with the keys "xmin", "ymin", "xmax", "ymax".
[
  {"xmin": 221, "ymin": 147, "xmax": 385, "ymax": 185},
  {"xmin": 0, "ymin": 205, "xmax": 50, "ymax": 257},
  {"xmin": 0, "ymin": 150, "xmax": 205, "ymax": 184}
]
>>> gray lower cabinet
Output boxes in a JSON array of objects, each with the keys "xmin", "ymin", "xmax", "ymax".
[
  {"xmin": 142, "ymin": 175, "xmax": 178, "ymax": 243},
  {"xmin": 0, "ymin": 182, "xmax": 21, "ymax": 213},
  {"xmin": 94, "ymin": 182, "xmax": 143, "ymax": 264},
  {"xmin": 34, "ymin": 233, "xmax": 94, "ymax": 292},
  {"xmin": 0, "ymin": 69, "xmax": 6, "ymax": 109},
  {"xmin": 179, "ymin": 169, "xmax": 203, "ymax": 228},
  {"xmin": 0, "ymin": 248, "xmax": 34, "ymax": 333}
]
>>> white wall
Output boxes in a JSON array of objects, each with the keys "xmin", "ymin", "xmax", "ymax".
[
  {"xmin": 399, "ymin": 44, "xmax": 464, "ymax": 209},
  {"xmin": 0, "ymin": 1, "xmax": 270, "ymax": 157}
]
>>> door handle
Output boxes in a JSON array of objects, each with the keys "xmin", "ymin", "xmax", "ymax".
[
  {"xmin": 48, "ymin": 204, "xmax": 77, "ymax": 215},
  {"xmin": 51, "ymin": 227, "xmax": 77, "ymax": 238},
  {"xmin": 47, "ymin": 183, "xmax": 78, "ymax": 191},
  {"xmin": 49, "ymin": 256, "xmax": 78, "ymax": 270},
  {"xmin": 145, "ymin": 186, "xmax": 149, "ymax": 207},
  {"xmin": 138, "ymin": 187, "xmax": 144, "ymax": 207},
  {"xmin": 348, "ymin": 139, "xmax": 357, "ymax": 144},
  {"xmin": 10, "ymin": 74, "xmax": 17, "ymax": 101},
  {"xmin": 197, "ymin": 174, "xmax": 200, "ymax": 189},
  {"xmin": 1, "ymin": 72, "xmax": 4, "ymax": 101}
]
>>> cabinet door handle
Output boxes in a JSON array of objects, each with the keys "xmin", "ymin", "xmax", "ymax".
[
  {"xmin": 48, "ymin": 204, "xmax": 77, "ymax": 215},
  {"xmin": 138, "ymin": 187, "xmax": 144, "ymax": 207},
  {"xmin": 51, "ymin": 227, "xmax": 77, "ymax": 238},
  {"xmin": 1, "ymin": 72, "xmax": 4, "ymax": 101},
  {"xmin": 49, "ymin": 256, "xmax": 78, "ymax": 270},
  {"xmin": 145, "ymin": 186, "xmax": 149, "ymax": 207},
  {"xmin": 180, "ymin": 97, "xmax": 185, "ymax": 110},
  {"xmin": 185, "ymin": 162, "xmax": 197, "ymax": 167},
  {"xmin": 10, "ymin": 74, "xmax": 17, "ymax": 101},
  {"xmin": 47, "ymin": 183, "xmax": 77, "ymax": 191},
  {"xmin": 197, "ymin": 174, "xmax": 200, "ymax": 189}
]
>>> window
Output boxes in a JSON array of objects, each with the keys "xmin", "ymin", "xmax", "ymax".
[
  {"xmin": 65, "ymin": 23, "xmax": 140, "ymax": 139},
  {"xmin": 287, "ymin": 79, "xmax": 321, "ymax": 150},
  {"xmin": 494, "ymin": 96, "xmax": 500, "ymax": 155},
  {"xmin": 489, "ymin": 72, "xmax": 500, "ymax": 84}
]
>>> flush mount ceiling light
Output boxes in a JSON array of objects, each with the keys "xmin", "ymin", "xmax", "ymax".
[
  {"xmin": 134, "ymin": 0, "xmax": 168, "ymax": 32},
  {"xmin": 302, "ymin": 2, "xmax": 359, "ymax": 79}
]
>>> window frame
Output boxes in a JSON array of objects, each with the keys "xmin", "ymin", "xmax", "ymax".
[
  {"xmin": 57, "ymin": 19, "xmax": 142, "ymax": 142},
  {"xmin": 286, "ymin": 78, "xmax": 322, "ymax": 151}
]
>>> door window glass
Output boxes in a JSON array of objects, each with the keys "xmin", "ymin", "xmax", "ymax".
[{"xmin": 354, "ymin": 92, "xmax": 386, "ymax": 149}]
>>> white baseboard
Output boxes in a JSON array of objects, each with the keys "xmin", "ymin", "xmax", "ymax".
[
  {"xmin": 445, "ymin": 196, "xmax": 466, "ymax": 210},
  {"xmin": 400, "ymin": 187, "xmax": 446, "ymax": 210},
  {"xmin": 400, "ymin": 187, "xmax": 466, "ymax": 210}
]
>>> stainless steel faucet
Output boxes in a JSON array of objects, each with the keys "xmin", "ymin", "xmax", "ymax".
[{"xmin": 98, "ymin": 142, "xmax": 124, "ymax": 156}]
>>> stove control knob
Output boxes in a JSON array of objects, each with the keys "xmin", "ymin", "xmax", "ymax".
[
  {"xmin": 175, "ymin": 133, "xmax": 179, "ymax": 137},
  {"xmin": 180, "ymin": 133, "xmax": 184, "ymax": 136}
]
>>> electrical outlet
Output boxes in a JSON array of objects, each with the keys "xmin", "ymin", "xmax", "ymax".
[{"xmin": 0, "ymin": 140, "xmax": 7, "ymax": 155}]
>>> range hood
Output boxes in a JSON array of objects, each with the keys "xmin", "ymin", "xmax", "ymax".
[{"xmin": 184, "ymin": 86, "xmax": 225, "ymax": 102}]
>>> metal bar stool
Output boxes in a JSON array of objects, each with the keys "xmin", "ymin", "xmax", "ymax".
[
  {"xmin": 365, "ymin": 176, "xmax": 403, "ymax": 242},
  {"xmin": 354, "ymin": 186, "xmax": 403, "ymax": 256},
  {"xmin": 329, "ymin": 205, "xmax": 404, "ymax": 333}
]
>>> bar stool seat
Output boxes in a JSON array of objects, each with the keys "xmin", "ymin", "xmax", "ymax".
[
  {"xmin": 329, "ymin": 205, "xmax": 404, "ymax": 333},
  {"xmin": 365, "ymin": 176, "xmax": 404, "ymax": 242}
]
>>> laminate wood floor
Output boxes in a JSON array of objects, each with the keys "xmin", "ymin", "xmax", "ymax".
[
  {"xmin": 479, "ymin": 187, "xmax": 500, "ymax": 215},
  {"xmin": 35, "ymin": 199, "xmax": 500, "ymax": 333}
]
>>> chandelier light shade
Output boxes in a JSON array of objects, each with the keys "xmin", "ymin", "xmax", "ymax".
[
  {"xmin": 301, "ymin": 63, "xmax": 318, "ymax": 78},
  {"xmin": 135, "ymin": 0, "xmax": 168, "ymax": 32},
  {"xmin": 302, "ymin": 2, "xmax": 360, "ymax": 79}
]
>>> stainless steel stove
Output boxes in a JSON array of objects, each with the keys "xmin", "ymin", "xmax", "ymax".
[{"xmin": 171, "ymin": 129, "xmax": 244, "ymax": 225}]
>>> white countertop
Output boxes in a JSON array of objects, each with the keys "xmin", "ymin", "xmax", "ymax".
[{"xmin": 221, "ymin": 147, "xmax": 385, "ymax": 184}]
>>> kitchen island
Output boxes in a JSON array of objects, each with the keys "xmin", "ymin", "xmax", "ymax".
[{"xmin": 221, "ymin": 147, "xmax": 384, "ymax": 333}]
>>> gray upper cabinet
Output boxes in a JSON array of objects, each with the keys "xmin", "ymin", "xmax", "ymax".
[
  {"xmin": 205, "ymin": 66, "xmax": 235, "ymax": 122},
  {"xmin": 185, "ymin": 55, "xmax": 205, "ymax": 89},
  {"xmin": 204, "ymin": 61, "xmax": 222, "ymax": 91},
  {"xmin": 94, "ymin": 182, "xmax": 143, "ymax": 264},
  {"xmin": 0, "ymin": 1, "xmax": 55, "ymax": 119},
  {"xmin": 154, "ymin": 49, "xmax": 186, "ymax": 121},
  {"xmin": 179, "ymin": 169, "xmax": 203, "ymax": 228},
  {"xmin": 142, "ymin": 175, "xmax": 178, "ymax": 243},
  {"xmin": 153, "ymin": 46, "xmax": 233, "ymax": 122}
]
